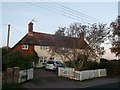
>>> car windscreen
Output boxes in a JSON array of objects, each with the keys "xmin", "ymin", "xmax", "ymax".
[{"xmin": 46, "ymin": 61, "xmax": 54, "ymax": 64}]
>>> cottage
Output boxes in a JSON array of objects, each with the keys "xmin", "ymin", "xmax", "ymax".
[{"xmin": 13, "ymin": 22, "xmax": 100, "ymax": 68}]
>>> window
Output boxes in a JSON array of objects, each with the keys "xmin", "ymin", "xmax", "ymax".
[
  {"xmin": 40, "ymin": 46, "xmax": 43, "ymax": 49},
  {"xmin": 40, "ymin": 46, "xmax": 49, "ymax": 50},
  {"xmin": 39, "ymin": 57, "xmax": 44, "ymax": 63},
  {"xmin": 22, "ymin": 45, "xmax": 28, "ymax": 50},
  {"xmin": 45, "ymin": 46, "xmax": 48, "ymax": 49},
  {"xmin": 39, "ymin": 56, "xmax": 48, "ymax": 63}
]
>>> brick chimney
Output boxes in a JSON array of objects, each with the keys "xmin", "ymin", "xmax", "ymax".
[
  {"xmin": 80, "ymin": 32, "xmax": 84, "ymax": 41},
  {"xmin": 28, "ymin": 22, "xmax": 33, "ymax": 35}
]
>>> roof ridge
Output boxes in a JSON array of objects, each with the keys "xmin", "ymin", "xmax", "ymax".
[{"xmin": 33, "ymin": 31, "xmax": 54, "ymax": 36}]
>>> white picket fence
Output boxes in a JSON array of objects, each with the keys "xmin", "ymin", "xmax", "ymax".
[
  {"xmin": 58, "ymin": 67, "xmax": 107, "ymax": 81},
  {"xmin": 19, "ymin": 68, "xmax": 34, "ymax": 83},
  {"xmin": 58, "ymin": 67, "xmax": 75, "ymax": 79}
]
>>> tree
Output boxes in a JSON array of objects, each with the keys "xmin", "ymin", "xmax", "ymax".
[
  {"xmin": 49, "ymin": 22, "xmax": 109, "ymax": 70},
  {"xmin": 110, "ymin": 16, "xmax": 120, "ymax": 57}
]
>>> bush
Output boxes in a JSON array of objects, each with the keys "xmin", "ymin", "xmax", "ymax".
[
  {"xmin": 63, "ymin": 58, "xmax": 120, "ymax": 77},
  {"xmin": 105, "ymin": 61, "xmax": 120, "ymax": 77},
  {"xmin": 2, "ymin": 49, "xmax": 38, "ymax": 70},
  {"xmin": 85, "ymin": 60, "xmax": 120, "ymax": 77},
  {"xmin": 83, "ymin": 61, "xmax": 100, "ymax": 70},
  {"xmin": 29, "ymin": 50, "xmax": 39, "ymax": 65},
  {"xmin": 93, "ymin": 60, "xmax": 120, "ymax": 77}
]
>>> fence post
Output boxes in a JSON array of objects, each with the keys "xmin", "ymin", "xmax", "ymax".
[
  {"xmin": 98, "ymin": 69, "xmax": 101, "ymax": 77},
  {"xmin": 66, "ymin": 68, "xmax": 68, "ymax": 77},
  {"xmin": 58, "ymin": 67, "xmax": 60, "ymax": 76},
  {"xmin": 13, "ymin": 67, "xmax": 20, "ymax": 83}
]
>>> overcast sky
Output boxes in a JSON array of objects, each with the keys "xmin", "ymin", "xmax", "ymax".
[{"xmin": 1, "ymin": 0, "xmax": 119, "ymax": 59}]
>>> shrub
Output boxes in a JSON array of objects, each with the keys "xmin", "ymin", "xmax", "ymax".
[
  {"xmin": 105, "ymin": 60, "xmax": 120, "ymax": 77},
  {"xmin": 84, "ymin": 60, "xmax": 120, "ymax": 77},
  {"xmin": 95, "ymin": 60, "xmax": 120, "ymax": 77},
  {"xmin": 83, "ymin": 61, "xmax": 100, "ymax": 70},
  {"xmin": 65, "ymin": 60, "xmax": 100, "ymax": 70},
  {"xmin": 2, "ymin": 49, "xmax": 38, "ymax": 70},
  {"xmin": 29, "ymin": 50, "xmax": 39, "ymax": 66}
]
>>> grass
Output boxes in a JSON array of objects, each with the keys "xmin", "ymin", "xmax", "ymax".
[{"xmin": 2, "ymin": 83, "xmax": 26, "ymax": 90}]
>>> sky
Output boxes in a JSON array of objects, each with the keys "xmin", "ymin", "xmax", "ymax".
[{"xmin": 1, "ymin": 0, "xmax": 119, "ymax": 60}]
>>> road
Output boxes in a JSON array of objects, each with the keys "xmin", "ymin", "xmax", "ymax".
[
  {"xmin": 90, "ymin": 82, "xmax": 120, "ymax": 88},
  {"xmin": 21, "ymin": 68, "xmax": 120, "ymax": 89}
]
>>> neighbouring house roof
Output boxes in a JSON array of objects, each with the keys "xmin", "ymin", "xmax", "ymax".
[{"xmin": 13, "ymin": 31, "xmax": 90, "ymax": 49}]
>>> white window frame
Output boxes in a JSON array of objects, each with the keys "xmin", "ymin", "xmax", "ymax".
[
  {"xmin": 22, "ymin": 45, "xmax": 28, "ymax": 50},
  {"xmin": 39, "ymin": 56, "xmax": 48, "ymax": 63},
  {"xmin": 40, "ymin": 46, "xmax": 48, "ymax": 50}
]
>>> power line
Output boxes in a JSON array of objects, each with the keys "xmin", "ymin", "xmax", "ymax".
[
  {"xmin": 2, "ymin": 24, "xmax": 26, "ymax": 47},
  {"xmin": 2, "ymin": 24, "xmax": 25, "ymax": 35},
  {"xmin": 53, "ymin": 2, "xmax": 103, "ymax": 23},
  {"xmin": 26, "ymin": 2, "xmax": 103, "ymax": 24},
  {"xmin": 26, "ymin": 2, "xmax": 94, "ymax": 24},
  {"xmin": 10, "ymin": 25, "xmax": 25, "ymax": 35},
  {"xmin": 45, "ymin": 2, "xmax": 100, "ymax": 23},
  {"xmin": 27, "ymin": 2, "xmax": 83, "ymax": 22},
  {"xmin": 35, "ymin": 2, "xmax": 94, "ymax": 23},
  {"xmin": 40, "ymin": 2, "xmax": 92, "ymax": 23}
]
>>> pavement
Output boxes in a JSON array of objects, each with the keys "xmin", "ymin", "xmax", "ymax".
[{"xmin": 21, "ymin": 68, "xmax": 120, "ymax": 89}]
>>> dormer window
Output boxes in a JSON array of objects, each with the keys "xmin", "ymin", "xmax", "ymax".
[{"xmin": 22, "ymin": 45, "xmax": 28, "ymax": 50}]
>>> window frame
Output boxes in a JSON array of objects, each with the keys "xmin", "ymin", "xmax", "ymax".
[{"xmin": 22, "ymin": 45, "xmax": 28, "ymax": 50}]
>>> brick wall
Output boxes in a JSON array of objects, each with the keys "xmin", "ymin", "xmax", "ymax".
[
  {"xmin": 2, "ymin": 67, "xmax": 34, "ymax": 84},
  {"xmin": 2, "ymin": 67, "xmax": 19, "ymax": 84},
  {"xmin": 14, "ymin": 45, "xmax": 34, "ymax": 55}
]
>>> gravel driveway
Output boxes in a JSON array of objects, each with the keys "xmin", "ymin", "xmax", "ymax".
[{"xmin": 21, "ymin": 68, "xmax": 120, "ymax": 89}]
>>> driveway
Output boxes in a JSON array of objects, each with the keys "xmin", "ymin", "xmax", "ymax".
[{"xmin": 21, "ymin": 68, "xmax": 120, "ymax": 89}]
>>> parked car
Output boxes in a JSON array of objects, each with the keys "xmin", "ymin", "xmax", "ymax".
[{"xmin": 45, "ymin": 60, "xmax": 65, "ymax": 71}]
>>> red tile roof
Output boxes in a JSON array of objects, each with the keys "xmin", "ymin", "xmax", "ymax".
[{"xmin": 13, "ymin": 32, "xmax": 89, "ymax": 49}]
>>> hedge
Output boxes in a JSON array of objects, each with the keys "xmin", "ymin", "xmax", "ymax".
[{"xmin": 2, "ymin": 49, "xmax": 39, "ymax": 71}]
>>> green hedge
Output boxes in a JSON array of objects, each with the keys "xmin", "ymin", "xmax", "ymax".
[
  {"xmin": 65, "ymin": 60, "xmax": 120, "ymax": 77},
  {"xmin": 84, "ymin": 60, "xmax": 120, "ymax": 77},
  {"xmin": 2, "ymin": 49, "xmax": 38, "ymax": 71},
  {"xmin": 103, "ymin": 61, "xmax": 120, "ymax": 77}
]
